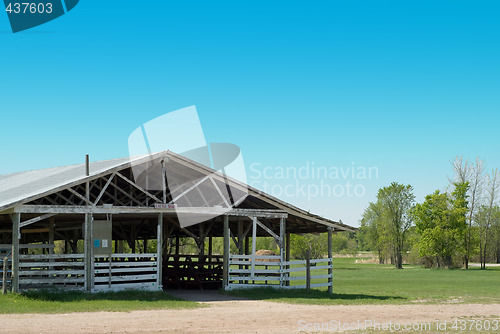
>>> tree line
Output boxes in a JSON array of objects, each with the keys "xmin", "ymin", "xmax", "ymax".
[{"xmin": 358, "ymin": 156, "xmax": 500, "ymax": 269}]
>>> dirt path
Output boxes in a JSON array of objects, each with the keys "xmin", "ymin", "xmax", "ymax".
[{"xmin": 1, "ymin": 291, "xmax": 499, "ymax": 333}]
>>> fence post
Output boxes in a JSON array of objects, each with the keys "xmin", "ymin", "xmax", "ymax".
[
  {"xmin": 305, "ymin": 250, "xmax": 310, "ymax": 291},
  {"xmin": 328, "ymin": 227, "xmax": 333, "ymax": 294},
  {"xmin": 2, "ymin": 257, "xmax": 7, "ymax": 295},
  {"xmin": 222, "ymin": 215, "xmax": 229, "ymax": 290}
]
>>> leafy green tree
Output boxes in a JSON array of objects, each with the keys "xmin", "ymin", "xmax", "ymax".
[
  {"xmin": 377, "ymin": 182, "xmax": 415, "ymax": 269},
  {"xmin": 290, "ymin": 233, "xmax": 328, "ymax": 259},
  {"xmin": 361, "ymin": 201, "xmax": 392, "ymax": 264},
  {"xmin": 413, "ymin": 182, "xmax": 468, "ymax": 268}
]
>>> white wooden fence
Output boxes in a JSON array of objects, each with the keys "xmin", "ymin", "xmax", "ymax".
[
  {"xmin": 282, "ymin": 258, "xmax": 333, "ymax": 289},
  {"xmin": 227, "ymin": 254, "xmax": 332, "ymax": 290},
  {"xmin": 18, "ymin": 244, "xmax": 85, "ymax": 290},
  {"xmin": 94, "ymin": 253, "xmax": 160, "ymax": 291}
]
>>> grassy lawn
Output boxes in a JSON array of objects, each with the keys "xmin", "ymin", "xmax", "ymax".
[
  {"xmin": 0, "ymin": 290, "xmax": 200, "ymax": 314},
  {"xmin": 227, "ymin": 257, "xmax": 500, "ymax": 305}
]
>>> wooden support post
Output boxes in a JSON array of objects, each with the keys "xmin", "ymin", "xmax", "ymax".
[
  {"xmin": 279, "ymin": 218, "xmax": 286, "ymax": 287},
  {"xmin": 328, "ymin": 227, "xmax": 333, "ymax": 294},
  {"xmin": 223, "ymin": 215, "xmax": 229, "ymax": 290},
  {"xmin": 286, "ymin": 232, "xmax": 291, "ymax": 286},
  {"xmin": 244, "ymin": 234, "xmax": 250, "ymax": 276},
  {"xmin": 198, "ymin": 223, "xmax": 205, "ymax": 261},
  {"xmin": 208, "ymin": 235, "xmax": 213, "ymax": 270},
  {"xmin": 157, "ymin": 213, "xmax": 163, "ymax": 290},
  {"xmin": 237, "ymin": 220, "xmax": 243, "ymax": 284},
  {"xmin": 175, "ymin": 234, "xmax": 180, "ymax": 255},
  {"xmin": 244, "ymin": 235, "xmax": 249, "ymax": 255},
  {"xmin": 306, "ymin": 249, "xmax": 311, "ymax": 291},
  {"xmin": 251, "ymin": 217, "xmax": 257, "ymax": 279},
  {"xmin": 84, "ymin": 213, "xmax": 94, "ymax": 292},
  {"xmin": 11, "ymin": 213, "xmax": 20, "ymax": 293},
  {"xmin": 48, "ymin": 218, "xmax": 55, "ymax": 255},
  {"xmin": 2, "ymin": 257, "xmax": 8, "ymax": 295}
]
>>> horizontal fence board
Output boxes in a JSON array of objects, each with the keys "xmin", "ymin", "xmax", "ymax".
[
  {"xmin": 230, "ymin": 255, "xmax": 280, "ymax": 260},
  {"xmin": 95, "ymin": 253, "xmax": 157, "ymax": 259},
  {"xmin": 229, "ymin": 268, "xmax": 281, "ymax": 274},
  {"xmin": 20, "ymin": 254, "xmax": 84, "ymax": 260},
  {"xmin": 282, "ymin": 274, "xmax": 331, "ymax": 281},
  {"xmin": 229, "ymin": 276, "xmax": 281, "ymax": 281},
  {"xmin": 229, "ymin": 260, "xmax": 280, "ymax": 266},
  {"xmin": 95, "ymin": 267, "xmax": 158, "ymax": 275},
  {"xmin": 286, "ymin": 276, "xmax": 307, "ymax": 281},
  {"xmin": 19, "ymin": 270, "xmax": 84, "ymax": 276},
  {"xmin": 310, "ymin": 258, "xmax": 332, "ymax": 264},
  {"xmin": 20, "ymin": 277, "xmax": 85, "ymax": 284},
  {"xmin": 308, "ymin": 264, "xmax": 333, "ymax": 271},
  {"xmin": 94, "ymin": 261, "xmax": 157, "ymax": 268},
  {"xmin": 19, "ymin": 244, "xmax": 55, "ymax": 249},
  {"xmin": 282, "ymin": 258, "xmax": 332, "ymax": 266},
  {"xmin": 284, "ymin": 267, "xmax": 306, "ymax": 273},
  {"xmin": 282, "ymin": 260, "xmax": 306, "ymax": 266},
  {"xmin": 94, "ymin": 274, "xmax": 157, "ymax": 283},
  {"xmin": 19, "ymin": 261, "xmax": 83, "ymax": 268}
]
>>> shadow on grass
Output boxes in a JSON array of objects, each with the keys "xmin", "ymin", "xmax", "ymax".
[
  {"xmin": 226, "ymin": 287, "xmax": 405, "ymax": 302},
  {"xmin": 22, "ymin": 289, "xmax": 184, "ymax": 303}
]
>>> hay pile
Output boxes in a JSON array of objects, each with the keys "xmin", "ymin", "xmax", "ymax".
[{"xmin": 255, "ymin": 249, "xmax": 279, "ymax": 262}]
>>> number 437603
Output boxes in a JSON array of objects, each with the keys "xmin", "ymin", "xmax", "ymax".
[{"xmin": 5, "ymin": 3, "xmax": 53, "ymax": 14}]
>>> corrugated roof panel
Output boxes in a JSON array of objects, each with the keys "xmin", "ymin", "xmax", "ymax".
[{"xmin": 0, "ymin": 156, "xmax": 143, "ymax": 211}]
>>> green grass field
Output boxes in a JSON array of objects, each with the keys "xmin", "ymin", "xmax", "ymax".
[
  {"xmin": 0, "ymin": 290, "xmax": 199, "ymax": 314},
  {"xmin": 227, "ymin": 257, "xmax": 500, "ymax": 305},
  {"xmin": 1, "ymin": 257, "xmax": 498, "ymax": 314}
]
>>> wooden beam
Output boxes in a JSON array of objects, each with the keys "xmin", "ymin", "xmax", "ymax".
[
  {"xmin": 19, "ymin": 213, "xmax": 57, "ymax": 228},
  {"xmin": 209, "ymin": 177, "xmax": 230, "ymax": 208},
  {"xmin": 11, "ymin": 213, "xmax": 20, "ymax": 293},
  {"xmin": 279, "ymin": 217, "xmax": 286, "ymax": 287},
  {"xmin": 15, "ymin": 205, "xmax": 288, "ymax": 218},
  {"xmin": 84, "ymin": 213, "xmax": 93, "ymax": 291},
  {"xmin": 93, "ymin": 173, "xmax": 116, "ymax": 206},
  {"xmin": 157, "ymin": 213, "xmax": 163, "ymax": 289},
  {"xmin": 251, "ymin": 217, "xmax": 257, "ymax": 279},
  {"xmin": 168, "ymin": 175, "xmax": 210, "ymax": 205},
  {"xmin": 255, "ymin": 219, "xmax": 280, "ymax": 243},
  {"xmin": 223, "ymin": 215, "xmax": 229, "ymax": 290},
  {"xmin": 116, "ymin": 171, "xmax": 162, "ymax": 204},
  {"xmin": 49, "ymin": 217, "xmax": 54, "ymax": 255},
  {"xmin": 328, "ymin": 227, "xmax": 333, "ymax": 294},
  {"xmin": 286, "ymin": 232, "xmax": 291, "ymax": 287},
  {"xmin": 68, "ymin": 187, "xmax": 92, "ymax": 206}
]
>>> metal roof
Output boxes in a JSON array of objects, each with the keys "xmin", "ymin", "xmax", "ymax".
[
  {"xmin": 0, "ymin": 152, "xmax": 356, "ymax": 232},
  {"xmin": 0, "ymin": 155, "xmax": 147, "ymax": 212}
]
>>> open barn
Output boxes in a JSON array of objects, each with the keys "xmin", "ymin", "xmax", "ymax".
[{"xmin": 0, "ymin": 151, "xmax": 355, "ymax": 293}]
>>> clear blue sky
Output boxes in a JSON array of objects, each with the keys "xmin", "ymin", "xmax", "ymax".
[{"xmin": 1, "ymin": 1, "xmax": 499, "ymax": 227}]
